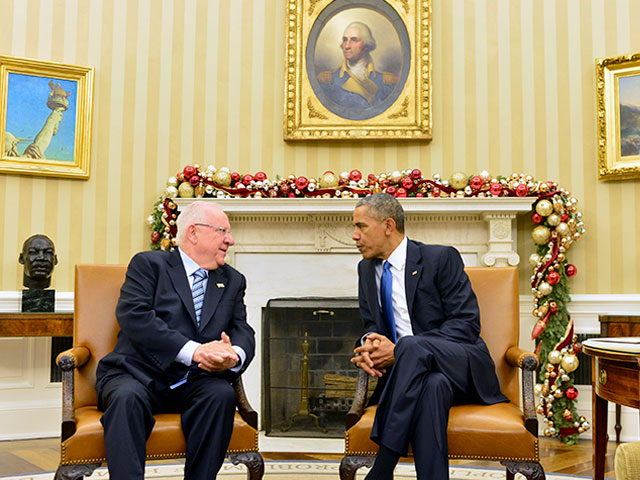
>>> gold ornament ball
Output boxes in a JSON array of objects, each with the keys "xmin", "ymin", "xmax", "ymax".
[
  {"xmin": 165, "ymin": 186, "xmax": 179, "ymax": 198},
  {"xmin": 535, "ymin": 199, "xmax": 554, "ymax": 217},
  {"xmin": 529, "ymin": 253, "xmax": 541, "ymax": 267},
  {"xmin": 177, "ymin": 182, "xmax": 195, "ymax": 198},
  {"xmin": 532, "ymin": 225, "xmax": 551, "ymax": 245},
  {"xmin": 541, "ymin": 384, "xmax": 550, "ymax": 396},
  {"xmin": 319, "ymin": 172, "xmax": 339, "ymax": 188},
  {"xmin": 538, "ymin": 282, "xmax": 553, "ymax": 296},
  {"xmin": 214, "ymin": 170, "xmax": 232, "ymax": 187},
  {"xmin": 166, "ymin": 176, "xmax": 178, "ymax": 187},
  {"xmin": 194, "ymin": 185, "xmax": 206, "ymax": 198},
  {"xmin": 548, "ymin": 350, "xmax": 562, "ymax": 364},
  {"xmin": 160, "ymin": 238, "xmax": 172, "ymax": 250},
  {"xmin": 556, "ymin": 222, "xmax": 570, "ymax": 237},
  {"xmin": 561, "ymin": 354, "xmax": 579, "ymax": 372},
  {"xmin": 547, "ymin": 213, "xmax": 561, "ymax": 226},
  {"xmin": 450, "ymin": 172, "xmax": 468, "ymax": 190}
]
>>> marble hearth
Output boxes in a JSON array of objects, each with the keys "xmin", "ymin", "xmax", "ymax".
[{"xmin": 174, "ymin": 197, "xmax": 533, "ymax": 449}]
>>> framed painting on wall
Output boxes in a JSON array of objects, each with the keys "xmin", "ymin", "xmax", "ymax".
[
  {"xmin": 0, "ymin": 55, "xmax": 94, "ymax": 179},
  {"xmin": 597, "ymin": 52, "xmax": 640, "ymax": 180},
  {"xmin": 283, "ymin": 0, "xmax": 431, "ymax": 141}
]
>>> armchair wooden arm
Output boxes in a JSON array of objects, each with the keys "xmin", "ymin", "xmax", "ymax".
[
  {"xmin": 505, "ymin": 345, "xmax": 539, "ymax": 436},
  {"xmin": 345, "ymin": 369, "xmax": 370, "ymax": 429},
  {"xmin": 233, "ymin": 375, "xmax": 258, "ymax": 429},
  {"xmin": 56, "ymin": 346, "xmax": 92, "ymax": 441}
]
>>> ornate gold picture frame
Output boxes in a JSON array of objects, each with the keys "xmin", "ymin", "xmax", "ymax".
[
  {"xmin": 283, "ymin": 0, "xmax": 431, "ymax": 141},
  {"xmin": 0, "ymin": 55, "xmax": 94, "ymax": 179},
  {"xmin": 596, "ymin": 52, "xmax": 640, "ymax": 180}
]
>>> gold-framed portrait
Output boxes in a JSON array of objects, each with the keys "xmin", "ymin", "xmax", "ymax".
[
  {"xmin": 596, "ymin": 52, "xmax": 640, "ymax": 180},
  {"xmin": 283, "ymin": 0, "xmax": 431, "ymax": 141},
  {"xmin": 0, "ymin": 55, "xmax": 94, "ymax": 179}
]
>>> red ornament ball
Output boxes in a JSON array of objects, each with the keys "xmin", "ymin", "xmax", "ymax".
[
  {"xmin": 566, "ymin": 264, "xmax": 577, "ymax": 277},
  {"xmin": 565, "ymin": 387, "xmax": 579, "ymax": 400},
  {"xmin": 547, "ymin": 271, "xmax": 560, "ymax": 285},
  {"xmin": 515, "ymin": 183, "xmax": 529, "ymax": 197},
  {"xmin": 367, "ymin": 173, "xmax": 378, "ymax": 185},
  {"xmin": 231, "ymin": 172, "xmax": 241, "ymax": 183},
  {"xmin": 242, "ymin": 174, "xmax": 254, "ymax": 185},
  {"xmin": 150, "ymin": 231, "xmax": 161, "ymax": 243},
  {"xmin": 416, "ymin": 192, "xmax": 424, "ymax": 198},
  {"xmin": 531, "ymin": 213, "xmax": 543, "ymax": 224},
  {"xmin": 489, "ymin": 183, "xmax": 503, "ymax": 196},
  {"xmin": 255, "ymin": 171, "xmax": 267, "ymax": 182},
  {"xmin": 349, "ymin": 170, "xmax": 362, "ymax": 182},
  {"xmin": 189, "ymin": 175, "xmax": 201, "ymax": 187},
  {"xmin": 411, "ymin": 169, "xmax": 422, "ymax": 180},
  {"xmin": 183, "ymin": 165, "xmax": 196, "ymax": 179},
  {"xmin": 561, "ymin": 213, "xmax": 570, "ymax": 222},
  {"xmin": 288, "ymin": 192, "xmax": 296, "ymax": 198},
  {"xmin": 396, "ymin": 187, "xmax": 407, "ymax": 198},
  {"xmin": 401, "ymin": 177, "xmax": 414, "ymax": 190},
  {"xmin": 549, "ymin": 301, "xmax": 559, "ymax": 314},
  {"xmin": 280, "ymin": 184, "xmax": 290, "ymax": 194},
  {"xmin": 295, "ymin": 176, "xmax": 309, "ymax": 190},
  {"xmin": 385, "ymin": 186, "xmax": 397, "ymax": 196},
  {"xmin": 470, "ymin": 176, "xmax": 483, "ymax": 190}
]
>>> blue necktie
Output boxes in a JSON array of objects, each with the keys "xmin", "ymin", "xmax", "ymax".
[
  {"xmin": 192, "ymin": 268, "xmax": 207, "ymax": 326},
  {"xmin": 381, "ymin": 260, "xmax": 396, "ymax": 342}
]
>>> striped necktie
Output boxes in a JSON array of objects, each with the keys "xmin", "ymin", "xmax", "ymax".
[{"xmin": 192, "ymin": 268, "xmax": 207, "ymax": 326}]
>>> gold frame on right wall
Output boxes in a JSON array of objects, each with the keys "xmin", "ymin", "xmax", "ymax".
[{"xmin": 596, "ymin": 52, "xmax": 640, "ymax": 180}]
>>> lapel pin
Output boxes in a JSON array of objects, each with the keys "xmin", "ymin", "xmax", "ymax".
[
  {"xmin": 412, "ymin": 270, "xmax": 418, "ymax": 276},
  {"xmin": 217, "ymin": 283, "xmax": 225, "ymax": 288}
]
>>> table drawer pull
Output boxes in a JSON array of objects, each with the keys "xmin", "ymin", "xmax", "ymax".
[{"xmin": 600, "ymin": 368, "xmax": 607, "ymax": 386}]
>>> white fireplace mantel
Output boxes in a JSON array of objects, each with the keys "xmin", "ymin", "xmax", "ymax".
[{"xmin": 173, "ymin": 197, "xmax": 534, "ymax": 268}]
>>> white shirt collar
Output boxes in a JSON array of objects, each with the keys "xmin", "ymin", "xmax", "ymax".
[
  {"xmin": 385, "ymin": 236, "xmax": 408, "ymax": 271},
  {"xmin": 178, "ymin": 247, "xmax": 206, "ymax": 277}
]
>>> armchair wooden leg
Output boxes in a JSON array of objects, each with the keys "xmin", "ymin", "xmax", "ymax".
[
  {"xmin": 339, "ymin": 455, "xmax": 375, "ymax": 480},
  {"xmin": 54, "ymin": 463, "xmax": 101, "ymax": 480},
  {"xmin": 501, "ymin": 461, "xmax": 545, "ymax": 480},
  {"xmin": 228, "ymin": 451, "xmax": 265, "ymax": 480}
]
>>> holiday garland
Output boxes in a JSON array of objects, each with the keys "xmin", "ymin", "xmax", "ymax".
[{"xmin": 148, "ymin": 165, "xmax": 588, "ymax": 444}]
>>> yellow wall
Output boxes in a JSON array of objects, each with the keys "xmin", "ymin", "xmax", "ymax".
[{"xmin": 0, "ymin": 0, "xmax": 638, "ymax": 294}]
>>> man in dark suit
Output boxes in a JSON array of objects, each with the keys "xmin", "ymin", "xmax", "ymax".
[
  {"xmin": 96, "ymin": 201, "xmax": 255, "ymax": 480},
  {"xmin": 351, "ymin": 193, "xmax": 507, "ymax": 480}
]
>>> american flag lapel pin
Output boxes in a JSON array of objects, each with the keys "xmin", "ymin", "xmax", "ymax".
[
  {"xmin": 217, "ymin": 283, "xmax": 225, "ymax": 288},
  {"xmin": 412, "ymin": 270, "xmax": 418, "ymax": 276}
]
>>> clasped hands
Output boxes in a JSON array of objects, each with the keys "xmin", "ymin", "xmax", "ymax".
[
  {"xmin": 351, "ymin": 332, "xmax": 395, "ymax": 377},
  {"xmin": 193, "ymin": 332, "xmax": 239, "ymax": 372}
]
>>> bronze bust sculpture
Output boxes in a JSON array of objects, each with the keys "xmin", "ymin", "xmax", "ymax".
[{"xmin": 19, "ymin": 234, "xmax": 58, "ymax": 289}]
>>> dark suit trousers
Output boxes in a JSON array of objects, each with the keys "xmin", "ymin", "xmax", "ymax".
[
  {"xmin": 99, "ymin": 372, "xmax": 236, "ymax": 480},
  {"xmin": 371, "ymin": 335, "xmax": 471, "ymax": 480}
]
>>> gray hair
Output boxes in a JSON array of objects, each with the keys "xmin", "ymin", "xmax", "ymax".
[
  {"xmin": 356, "ymin": 193, "xmax": 405, "ymax": 233},
  {"xmin": 344, "ymin": 22, "xmax": 376, "ymax": 52},
  {"xmin": 175, "ymin": 201, "xmax": 218, "ymax": 245}
]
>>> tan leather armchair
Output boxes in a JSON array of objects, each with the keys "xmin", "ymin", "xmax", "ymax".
[
  {"xmin": 54, "ymin": 264, "xmax": 264, "ymax": 480},
  {"xmin": 340, "ymin": 267, "xmax": 544, "ymax": 480}
]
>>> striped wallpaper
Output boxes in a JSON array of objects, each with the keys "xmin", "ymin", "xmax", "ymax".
[{"xmin": 0, "ymin": 0, "xmax": 638, "ymax": 295}]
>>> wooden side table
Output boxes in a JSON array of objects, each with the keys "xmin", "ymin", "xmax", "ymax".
[
  {"xmin": 583, "ymin": 340, "xmax": 640, "ymax": 480},
  {"xmin": 0, "ymin": 312, "xmax": 73, "ymax": 337},
  {"xmin": 599, "ymin": 315, "xmax": 640, "ymax": 442}
]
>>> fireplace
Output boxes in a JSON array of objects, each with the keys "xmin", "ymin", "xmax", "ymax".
[{"xmin": 262, "ymin": 297, "xmax": 372, "ymax": 438}]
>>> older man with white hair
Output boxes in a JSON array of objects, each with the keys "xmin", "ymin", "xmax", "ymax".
[{"xmin": 96, "ymin": 201, "xmax": 255, "ymax": 480}]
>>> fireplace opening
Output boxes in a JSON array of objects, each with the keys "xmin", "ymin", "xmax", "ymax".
[{"xmin": 262, "ymin": 297, "xmax": 377, "ymax": 438}]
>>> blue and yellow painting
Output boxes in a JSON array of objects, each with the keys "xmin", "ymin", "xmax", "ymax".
[
  {"xmin": 618, "ymin": 74, "xmax": 640, "ymax": 158},
  {"xmin": 5, "ymin": 72, "xmax": 77, "ymax": 162}
]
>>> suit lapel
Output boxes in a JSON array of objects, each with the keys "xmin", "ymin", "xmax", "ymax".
[
  {"xmin": 167, "ymin": 249, "xmax": 197, "ymax": 325},
  {"xmin": 405, "ymin": 239, "xmax": 423, "ymax": 319},
  {"xmin": 363, "ymin": 259, "xmax": 383, "ymax": 328},
  {"xmin": 198, "ymin": 267, "xmax": 227, "ymax": 331}
]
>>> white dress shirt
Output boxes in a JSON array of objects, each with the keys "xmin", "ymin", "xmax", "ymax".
[
  {"xmin": 175, "ymin": 248, "xmax": 245, "ymax": 371},
  {"xmin": 373, "ymin": 236, "xmax": 413, "ymax": 339}
]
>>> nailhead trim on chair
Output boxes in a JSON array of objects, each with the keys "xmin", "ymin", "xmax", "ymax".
[
  {"xmin": 344, "ymin": 436, "xmax": 539, "ymax": 462},
  {"xmin": 60, "ymin": 431, "xmax": 259, "ymax": 465}
]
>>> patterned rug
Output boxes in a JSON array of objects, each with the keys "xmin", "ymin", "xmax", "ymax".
[{"xmin": 2, "ymin": 461, "xmax": 595, "ymax": 479}]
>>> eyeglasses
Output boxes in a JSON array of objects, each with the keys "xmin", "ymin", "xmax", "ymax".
[{"xmin": 195, "ymin": 223, "xmax": 232, "ymax": 236}]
